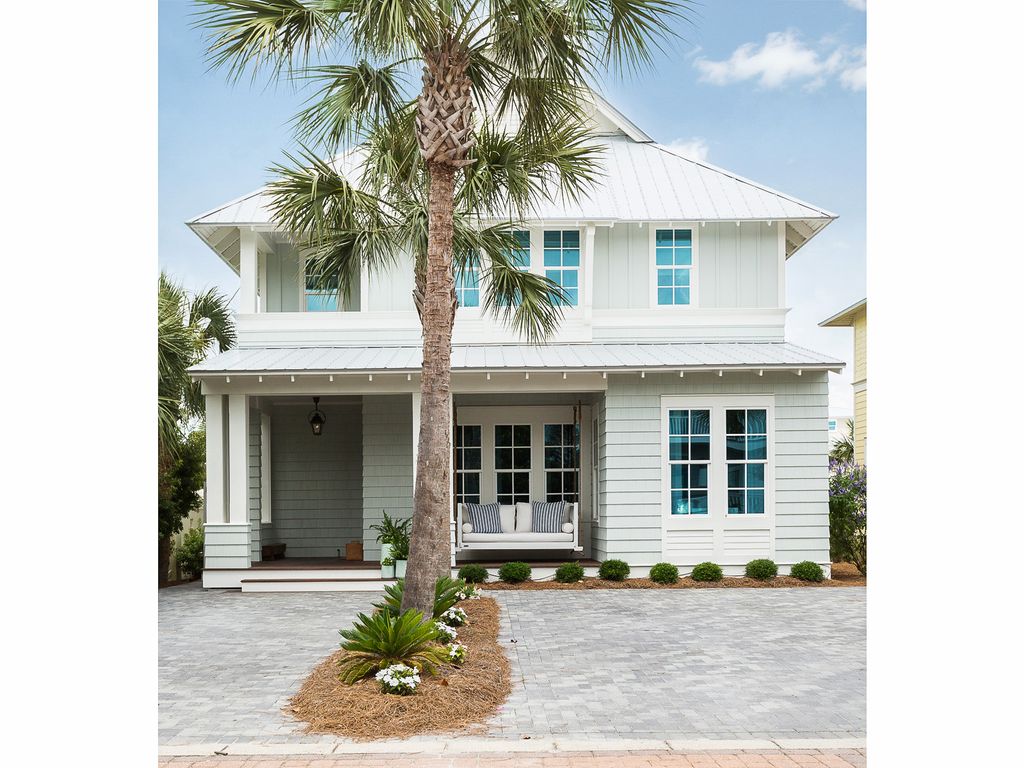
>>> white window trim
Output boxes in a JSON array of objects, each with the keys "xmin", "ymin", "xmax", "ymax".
[
  {"xmin": 542, "ymin": 422, "xmax": 581, "ymax": 505},
  {"xmin": 300, "ymin": 251, "xmax": 340, "ymax": 313},
  {"xmin": 454, "ymin": 259, "xmax": 483, "ymax": 313},
  {"xmin": 494, "ymin": 423, "xmax": 533, "ymax": 505},
  {"xmin": 649, "ymin": 223, "xmax": 700, "ymax": 309},
  {"xmin": 535, "ymin": 227, "xmax": 583, "ymax": 311},
  {"xmin": 455, "ymin": 424, "xmax": 483, "ymax": 504}
]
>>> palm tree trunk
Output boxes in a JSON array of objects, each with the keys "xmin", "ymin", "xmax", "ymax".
[{"xmin": 402, "ymin": 162, "xmax": 458, "ymax": 615}]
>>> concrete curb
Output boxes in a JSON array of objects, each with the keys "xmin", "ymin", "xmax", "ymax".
[{"xmin": 159, "ymin": 736, "xmax": 867, "ymax": 757}]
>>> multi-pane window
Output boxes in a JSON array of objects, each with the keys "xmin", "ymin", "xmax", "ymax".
[
  {"xmin": 304, "ymin": 270, "xmax": 339, "ymax": 311},
  {"xmin": 544, "ymin": 424, "xmax": 579, "ymax": 503},
  {"xmin": 655, "ymin": 229, "xmax": 693, "ymax": 306},
  {"xmin": 543, "ymin": 230, "xmax": 580, "ymax": 306},
  {"xmin": 668, "ymin": 409, "xmax": 710, "ymax": 515},
  {"xmin": 509, "ymin": 230, "xmax": 530, "ymax": 268},
  {"xmin": 455, "ymin": 260, "xmax": 480, "ymax": 308},
  {"xmin": 495, "ymin": 425, "xmax": 531, "ymax": 505},
  {"xmin": 726, "ymin": 409, "xmax": 767, "ymax": 514},
  {"xmin": 455, "ymin": 425, "xmax": 482, "ymax": 505}
]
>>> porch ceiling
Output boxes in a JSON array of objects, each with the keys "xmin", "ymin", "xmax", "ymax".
[{"xmin": 190, "ymin": 341, "xmax": 844, "ymax": 377}]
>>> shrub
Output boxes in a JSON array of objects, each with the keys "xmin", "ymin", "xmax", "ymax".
[
  {"xmin": 598, "ymin": 559, "xmax": 630, "ymax": 581},
  {"xmin": 337, "ymin": 610, "xmax": 447, "ymax": 684},
  {"xmin": 458, "ymin": 563, "xmax": 489, "ymax": 584},
  {"xmin": 175, "ymin": 527, "xmax": 205, "ymax": 578},
  {"xmin": 555, "ymin": 561, "xmax": 585, "ymax": 583},
  {"xmin": 375, "ymin": 663, "xmax": 421, "ymax": 695},
  {"xmin": 690, "ymin": 562, "xmax": 723, "ymax": 582},
  {"xmin": 649, "ymin": 562, "xmax": 679, "ymax": 584},
  {"xmin": 790, "ymin": 561, "xmax": 825, "ymax": 582},
  {"xmin": 829, "ymin": 460, "xmax": 867, "ymax": 575},
  {"xmin": 745, "ymin": 559, "xmax": 778, "ymax": 580},
  {"xmin": 439, "ymin": 606, "xmax": 468, "ymax": 627},
  {"xmin": 374, "ymin": 576, "xmax": 466, "ymax": 619},
  {"xmin": 499, "ymin": 561, "xmax": 532, "ymax": 583}
]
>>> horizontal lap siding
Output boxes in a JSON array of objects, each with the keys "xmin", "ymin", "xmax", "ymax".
[
  {"xmin": 599, "ymin": 372, "xmax": 830, "ymax": 569},
  {"xmin": 362, "ymin": 395, "xmax": 414, "ymax": 561},
  {"xmin": 249, "ymin": 406, "xmax": 261, "ymax": 561},
  {"xmin": 266, "ymin": 402, "xmax": 363, "ymax": 557},
  {"xmin": 204, "ymin": 524, "xmax": 250, "ymax": 569}
]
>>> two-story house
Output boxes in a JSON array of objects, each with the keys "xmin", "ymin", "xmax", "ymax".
[{"xmin": 188, "ymin": 95, "xmax": 843, "ymax": 590}]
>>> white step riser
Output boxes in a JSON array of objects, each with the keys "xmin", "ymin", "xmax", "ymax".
[{"xmin": 241, "ymin": 580, "xmax": 396, "ymax": 593}]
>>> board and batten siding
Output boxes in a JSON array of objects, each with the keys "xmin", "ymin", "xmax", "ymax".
[
  {"xmin": 361, "ymin": 395, "xmax": 414, "ymax": 560},
  {"xmin": 261, "ymin": 401, "xmax": 363, "ymax": 557},
  {"xmin": 598, "ymin": 371, "xmax": 830, "ymax": 570}
]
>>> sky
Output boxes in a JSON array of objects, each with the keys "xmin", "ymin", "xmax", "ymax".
[{"xmin": 159, "ymin": 0, "xmax": 866, "ymax": 417}]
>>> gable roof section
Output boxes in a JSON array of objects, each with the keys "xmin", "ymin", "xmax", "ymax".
[{"xmin": 819, "ymin": 298, "xmax": 867, "ymax": 327}]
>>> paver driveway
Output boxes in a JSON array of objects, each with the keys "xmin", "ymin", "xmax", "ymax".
[{"xmin": 159, "ymin": 582, "xmax": 864, "ymax": 747}]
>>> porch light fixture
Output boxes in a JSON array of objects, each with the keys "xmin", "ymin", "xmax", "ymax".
[{"xmin": 308, "ymin": 396, "xmax": 326, "ymax": 436}]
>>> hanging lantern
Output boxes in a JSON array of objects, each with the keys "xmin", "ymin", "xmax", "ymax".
[{"xmin": 308, "ymin": 396, "xmax": 326, "ymax": 436}]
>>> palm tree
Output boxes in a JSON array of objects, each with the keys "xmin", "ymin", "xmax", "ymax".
[
  {"xmin": 158, "ymin": 272, "xmax": 235, "ymax": 584},
  {"xmin": 195, "ymin": 0, "xmax": 691, "ymax": 614},
  {"xmin": 829, "ymin": 418, "xmax": 855, "ymax": 464}
]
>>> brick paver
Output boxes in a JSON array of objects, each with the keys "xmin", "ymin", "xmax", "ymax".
[{"xmin": 159, "ymin": 582, "xmax": 864, "ymax": 747}]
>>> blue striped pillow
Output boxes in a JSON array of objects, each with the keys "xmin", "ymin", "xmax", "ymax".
[
  {"xmin": 531, "ymin": 501, "xmax": 565, "ymax": 533},
  {"xmin": 466, "ymin": 502, "xmax": 502, "ymax": 534}
]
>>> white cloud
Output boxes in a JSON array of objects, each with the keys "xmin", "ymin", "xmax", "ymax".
[
  {"xmin": 662, "ymin": 137, "xmax": 710, "ymax": 162},
  {"xmin": 695, "ymin": 30, "xmax": 866, "ymax": 92},
  {"xmin": 844, "ymin": 0, "xmax": 866, "ymax": 11}
]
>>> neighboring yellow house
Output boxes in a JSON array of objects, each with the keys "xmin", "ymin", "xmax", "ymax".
[{"xmin": 820, "ymin": 299, "xmax": 867, "ymax": 464}]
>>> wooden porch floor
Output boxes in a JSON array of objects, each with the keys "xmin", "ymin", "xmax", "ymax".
[{"xmin": 251, "ymin": 556, "xmax": 600, "ymax": 569}]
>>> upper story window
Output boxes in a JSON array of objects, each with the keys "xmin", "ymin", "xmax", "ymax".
[
  {"xmin": 509, "ymin": 230, "xmax": 530, "ymax": 268},
  {"xmin": 543, "ymin": 230, "xmax": 580, "ymax": 306},
  {"xmin": 655, "ymin": 228, "xmax": 693, "ymax": 306},
  {"xmin": 455, "ymin": 259, "xmax": 480, "ymax": 308},
  {"xmin": 304, "ymin": 270, "xmax": 339, "ymax": 312}
]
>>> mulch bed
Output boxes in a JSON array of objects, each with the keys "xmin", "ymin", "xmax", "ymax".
[
  {"xmin": 479, "ymin": 562, "xmax": 865, "ymax": 590},
  {"xmin": 287, "ymin": 596, "xmax": 511, "ymax": 741}
]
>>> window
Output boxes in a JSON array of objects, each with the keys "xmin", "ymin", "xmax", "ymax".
[
  {"xmin": 543, "ymin": 230, "xmax": 580, "ymax": 306},
  {"xmin": 544, "ymin": 424, "xmax": 579, "ymax": 503},
  {"xmin": 668, "ymin": 409, "xmax": 710, "ymax": 514},
  {"xmin": 304, "ymin": 269, "xmax": 339, "ymax": 311},
  {"xmin": 455, "ymin": 259, "xmax": 480, "ymax": 308},
  {"xmin": 495, "ymin": 424, "xmax": 531, "ymax": 504},
  {"xmin": 455, "ymin": 425, "xmax": 482, "ymax": 505},
  {"xmin": 726, "ymin": 409, "xmax": 767, "ymax": 514},
  {"xmin": 655, "ymin": 229, "xmax": 693, "ymax": 305},
  {"xmin": 509, "ymin": 230, "xmax": 530, "ymax": 268}
]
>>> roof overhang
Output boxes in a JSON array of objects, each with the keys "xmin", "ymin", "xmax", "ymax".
[{"xmin": 819, "ymin": 298, "xmax": 867, "ymax": 327}]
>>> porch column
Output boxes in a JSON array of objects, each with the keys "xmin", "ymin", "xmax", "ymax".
[
  {"xmin": 205, "ymin": 394, "xmax": 227, "ymax": 523},
  {"xmin": 239, "ymin": 227, "xmax": 258, "ymax": 314},
  {"xmin": 227, "ymin": 394, "xmax": 250, "ymax": 525}
]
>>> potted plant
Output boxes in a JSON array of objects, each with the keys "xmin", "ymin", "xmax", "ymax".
[
  {"xmin": 370, "ymin": 512, "xmax": 411, "ymax": 579},
  {"xmin": 391, "ymin": 535, "xmax": 410, "ymax": 578}
]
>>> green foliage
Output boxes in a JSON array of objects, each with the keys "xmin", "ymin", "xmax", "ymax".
[
  {"xmin": 829, "ymin": 419, "xmax": 856, "ymax": 463},
  {"xmin": 790, "ymin": 561, "xmax": 825, "ymax": 582},
  {"xmin": 159, "ymin": 428, "xmax": 206, "ymax": 540},
  {"xmin": 745, "ymin": 559, "xmax": 778, "ymax": 580},
  {"xmin": 337, "ymin": 609, "xmax": 448, "ymax": 684},
  {"xmin": 458, "ymin": 564, "xmax": 489, "ymax": 584},
  {"xmin": 829, "ymin": 460, "xmax": 867, "ymax": 575},
  {"xmin": 690, "ymin": 562, "xmax": 723, "ymax": 582},
  {"xmin": 499, "ymin": 562, "xmax": 532, "ymax": 584},
  {"xmin": 370, "ymin": 512, "xmax": 411, "ymax": 561},
  {"xmin": 554, "ymin": 562, "xmax": 584, "ymax": 583},
  {"xmin": 174, "ymin": 527, "xmax": 205, "ymax": 578},
  {"xmin": 374, "ymin": 576, "xmax": 466, "ymax": 619},
  {"xmin": 648, "ymin": 562, "xmax": 679, "ymax": 584},
  {"xmin": 598, "ymin": 559, "xmax": 630, "ymax": 581}
]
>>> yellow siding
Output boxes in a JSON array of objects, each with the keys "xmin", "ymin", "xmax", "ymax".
[
  {"xmin": 854, "ymin": 389, "xmax": 867, "ymax": 465},
  {"xmin": 852, "ymin": 310, "xmax": 867, "ymax": 464}
]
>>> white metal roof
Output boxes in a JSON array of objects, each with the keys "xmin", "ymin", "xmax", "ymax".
[{"xmin": 190, "ymin": 341, "xmax": 843, "ymax": 376}]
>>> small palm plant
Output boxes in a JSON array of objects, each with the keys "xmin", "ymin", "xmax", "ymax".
[
  {"xmin": 374, "ymin": 576, "xmax": 466, "ymax": 619},
  {"xmin": 338, "ymin": 610, "xmax": 448, "ymax": 684}
]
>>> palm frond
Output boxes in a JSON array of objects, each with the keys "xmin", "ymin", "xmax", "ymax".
[
  {"xmin": 580, "ymin": 0, "xmax": 690, "ymax": 76},
  {"xmin": 194, "ymin": 0, "xmax": 340, "ymax": 82}
]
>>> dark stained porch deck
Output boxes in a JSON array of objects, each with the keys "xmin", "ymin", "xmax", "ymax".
[{"xmin": 251, "ymin": 557, "xmax": 600, "ymax": 569}]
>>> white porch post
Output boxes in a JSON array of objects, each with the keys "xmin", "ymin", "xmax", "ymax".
[
  {"xmin": 583, "ymin": 223, "xmax": 596, "ymax": 323},
  {"xmin": 227, "ymin": 394, "xmax": 250, "ymax": 524},
  {"xmin": 239, "ymin": 227, "xmax": 258, "ymax": 314},
  {"xmin": 205, "ymin": 394, "xmax": 227, "ymax": 523}
]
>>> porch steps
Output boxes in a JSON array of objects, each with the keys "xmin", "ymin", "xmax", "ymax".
[{"xmin": 240, "ymin": 577, "xmax": 397, "ymax": 593}]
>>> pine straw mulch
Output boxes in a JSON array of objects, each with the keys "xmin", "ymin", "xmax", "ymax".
[
  {"xmin": 480, "ymin": 562, "xmax": 865, "ymax": 590},
  {"xmin": 286, "ymin": 596, "xmax": 510, "ymax": 741}
]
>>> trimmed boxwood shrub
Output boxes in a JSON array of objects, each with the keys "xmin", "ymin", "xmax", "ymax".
[
  {"xmin": 457, "ymin": 563, "xmax": 489, "ymax": 584},
  {"xmin": 554, "ymin": 562, "xmax": 585, "ymax": 583},
  {"xmin": 649, "ymin": 562, "xmax": 679, "ymax": 584},
  {"xmin": 790, "ymin": 560, "xmax": 825, "ymax": 582},
  {"xmin": 690, "ymin": 561, "xmax": 723, "ymax": 582},
  {"xmin": 499, "ymin": 561, "xmax": 532, "ymax": 583},
  {"xmin": 598, "ymin": 559, "xmax": 630, "ymax": 581},
  {"xmin": 745, "ymin": 558, "xmax": 778, "ymax": 580}
]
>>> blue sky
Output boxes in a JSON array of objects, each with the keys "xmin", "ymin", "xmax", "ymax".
[{"xmin": 159, "ymin": 0, "xmax": 866, "ymax": 415}]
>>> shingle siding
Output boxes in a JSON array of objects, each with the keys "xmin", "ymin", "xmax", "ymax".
[{"xmin": 361, "ymin": 395, "xmax": 414, "ymax": 561}]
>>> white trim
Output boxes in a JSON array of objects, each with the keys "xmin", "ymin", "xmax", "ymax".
[
  {"xmin": 583, "ymin": 224, "xmax": 596, "ymax": 323},
  {"xmin": 239, "ymin": 228, "xmax": 258, "ymax": 314},
  {"xmin": 227, "ymin": 394, "xmax": 250, "ymax": 525},
  {"xmin": 205, "ymin": 395, "xmax": 227, "ymax": 524},
  {"xmin": 648, "ymin": 223, "xmax": 700, "ymax": 310},
  {"xmin": 259, "ymin": 411, "xmax": 272, "ymax": 524},
  {"xmin": 777, "ymin": 223, "xmax": 786, "ymax": 308}
]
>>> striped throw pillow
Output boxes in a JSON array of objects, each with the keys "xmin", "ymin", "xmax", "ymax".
[
  {"xmin": 531, "ymin": 501, "xmax": 565, "ymax": 533},
  {"xmin": 466, "ymin": 502, "xmax": 502, "ymax": 534}
]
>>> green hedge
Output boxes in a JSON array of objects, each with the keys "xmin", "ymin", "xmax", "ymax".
[
  {"xmin": 649, "ymin": 562, "xmax": 679, "ymax": 584},
  {"xmin": 598, "ymin": 559, "xmax": 630, "ymax": 581},
  {"xmin": 457, "ymin": 564, "xmax": 489, "ymax": 584},
  {"xmin": 744, "ymin": 558, "xmax": 778, "ymax": 580},
  {"xmin": 498, "ymin": 561, "xmax": 532, "ymax": 583},
  {"xmin": 690, "ymin": 561, "xmax": 723, "ymax": 582},
  {"xmin": 790, "ymin": 561, "xmax": 825, "ymax": 582}
]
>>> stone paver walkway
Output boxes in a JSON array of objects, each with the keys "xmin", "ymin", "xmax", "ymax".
[{"xmin": 159, "ymin": 582, "xmax": 864, "ymax": 749}]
